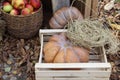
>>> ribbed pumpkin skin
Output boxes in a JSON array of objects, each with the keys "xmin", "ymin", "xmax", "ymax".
[
  {"xmin": 43, "ymin": 33, "xmax": 89, "ymax": 63},
  {"xmin": 49, "ymin": 7, "xmax": 83, "ymax": 29}
]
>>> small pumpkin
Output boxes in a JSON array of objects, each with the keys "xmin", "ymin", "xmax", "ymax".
[
  {"xmin": 49, "ymin": 7, "xmax": 83, "ymax": 29},
  {"xmin": 43, "ymin": 33, "xmax": 89, "ymax": 63}
]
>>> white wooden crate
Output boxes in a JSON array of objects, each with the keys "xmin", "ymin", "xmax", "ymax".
[{"xmin": 35, "ymin": 29, "xmax": 111, "ymax": 80}]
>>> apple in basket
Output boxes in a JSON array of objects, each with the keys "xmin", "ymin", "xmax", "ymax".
[
  {"xmin": 3, "ymin": 2, "xmax": 13, "ymax": 13},
  {"xmin": 21, "ymin": 8, "xmax": 31, "ymax": 15},
  {"xmin": 3, "ymin": 2, "xmax": 10, "ymax": 5},
  {"xmin": 10, "ymin": 9, "xmax": 19, "ymax": 15},
  {"xmin": 24, "ymin": 0, "xmax": 29, "ymax": 4},
  {"xmin": 29, "ymin": 0, "xmax": 41, "ymax": 9},
  {"xmin": 25, "ymin": 4, "xmax": 34, "ymax": 13},
  {"xmin": 12, "ymin": 0, "xmax": 25, "ymax": 9}
]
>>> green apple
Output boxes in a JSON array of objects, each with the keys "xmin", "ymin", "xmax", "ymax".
[{"xmin": 3, "ymin": 4, "xmax": 13, "ymax": 13}]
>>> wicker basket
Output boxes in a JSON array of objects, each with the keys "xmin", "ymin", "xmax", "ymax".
[{"xmin": 1, "ymin": 5, "xmax": 43, "ymax": 39}]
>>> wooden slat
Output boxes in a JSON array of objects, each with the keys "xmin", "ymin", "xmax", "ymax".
[
  {"xmin": 36, "ymin": 71, "xmax": 110, "ymax": 77},
  {"xmin": 36, "ymin": 77, "xmax": 109, "ymax": 80},
  {"xmin": 91, "ymin": 0, "xmax": 98, "ymax": 18},
  {"xmin": 35, "ymin": 63, "xmax": 111, "ymax": 69},
  {"xmin": 39, "ymin": 29, "xmax": 67, "ymax": 34},
  {"xmin": 51, "ymin": 0, "xmax": 70, "ymax": 13},
  {"xmin": 84, "ymin": 0, "xmax": 92, "ymax": 18},
  {"xmin": 39, "ymin": 34, "xmax": 43, "ymax": 63}
]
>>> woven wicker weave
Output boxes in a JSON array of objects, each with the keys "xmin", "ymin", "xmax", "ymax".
[{"xmin": 1, "ymin": 5, "xmax": 43, "ymax": 39}]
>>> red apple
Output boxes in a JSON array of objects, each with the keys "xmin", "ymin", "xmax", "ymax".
[
  {"xmin": 21, "ymin": 8, "xmax": 31, "ymax": 15},
  {"xmin": 26, "ymin": 4, "xmax": 33, "ymax": 12},
  {"xmin": 24, "ymin": 0, "xmax": 29, "ymax": 4},
  {"xmin": 3, "ymin": 2, "xmax": 10, "ymax": 6},
  {"xmin": 29, "ymin": 0, "xmax": 41, "ymax": 9},
  {"xmin": 3, "ymin": 3, "xmax": 13, "ymax": 13},
  {"xmin": 10, "ymin": 9, "xmax": 19, "ymax": 15},
  {"xmin": 12, "ymin": 0, "xmax": 25, "ymax": 9}
]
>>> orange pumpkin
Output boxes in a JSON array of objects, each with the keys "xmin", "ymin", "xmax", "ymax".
[{"xmin": 43, "ymin": 33, "xmax": 89, "ymax": 63}]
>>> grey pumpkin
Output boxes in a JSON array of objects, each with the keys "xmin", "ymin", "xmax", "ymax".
[{"xmin": 49, "ymin": 7, "xmax": 83, "ymax": 29}]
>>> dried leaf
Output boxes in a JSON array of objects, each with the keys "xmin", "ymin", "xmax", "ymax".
[
  {"xmin": 2, "ymin": 75, "xmax": 9, "ymax": 80},
  {"xmin": 34, "ymin": 46, "xmax": 40, "ymax": 57},
  {"xmin": 4, "ymin": 67, "xmax": 11, "ymax": 72},
  {"xmin": 10, "ymin": 76, "xmax": 17, "ymax": 80},
  {"xmin": 32, "ymin": 61, "xmax": 37, "ymax": 64},
  {"xmin": 20, "ymin": 39, "xmax": 25, "ymax": 47},
  {"xmin": 12, "ymin": 70, "xmax": 18, "ymax": 75},
  {"xmin": 18, "ymin": 54, "xmax": 29, "ymax": 66},
  {"xmin": 24, "ymin": 46, "xmax": 29, "ymax": 51},
  {"xmin": 4, "ymin": 42, "xmax": 9, "ymax": 47},
  {"xmin": 114, "ymin": 3, "xmax": 120, "ymax": 9},
  {"xmin": 0, "ymin": 72, "xmax": 2, "ymax": 77},
  {"xmin": 26, "ymin": 77, "xmax": 32, "ymax": 80},
  {"xmin": 26, "ymin": 61, "xmax": 32, "ymax": 73},
  {"xmin": 21, "ymin": 48, "xmax": 27, "ymax": 55},
  {"xmin": 17, "ymin": 73, "xmax": 27, "ymax": 80},
  {"xmin": 7, "ymin": 60, "xmax": 12, "ymax": 65}
]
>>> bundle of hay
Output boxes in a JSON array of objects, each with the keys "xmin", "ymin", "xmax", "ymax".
[{"xmin": 66, "ymin": 19, "xmax": 120, "ymax": 54}]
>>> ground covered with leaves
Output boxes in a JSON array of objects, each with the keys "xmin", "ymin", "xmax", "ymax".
[
  {"xmin": 99, "ymin": 0, "xmax": 120, "ymax": 79},
  {"xmin": 0, "ymin": 34, "xmax": 40, "ymax": 80},
  {"xmin": 0, "ymin": 34, "xmax": 120, "ymax": 80},
  {"xmin": 0, "ymin": 0, "xmax": 120, "ymax": 80}
]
